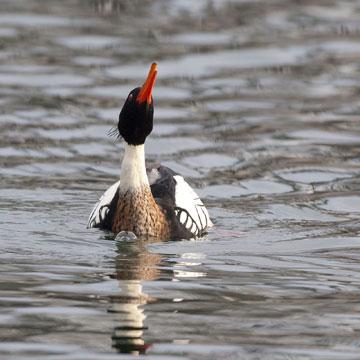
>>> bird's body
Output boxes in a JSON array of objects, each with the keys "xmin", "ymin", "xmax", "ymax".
[{"xmin": 88, "ymin": 63, "xmax": 212, "ymax": 239}]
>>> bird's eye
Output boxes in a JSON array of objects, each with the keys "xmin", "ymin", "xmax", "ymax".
[{"xmin": 128, "ymin": 94, "xmax": 133, "ymax": 101}]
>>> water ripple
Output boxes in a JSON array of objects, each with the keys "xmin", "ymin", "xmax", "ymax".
[{"xmin": 1, "ymin": 0, "xmax": 360, "ymax": 359}]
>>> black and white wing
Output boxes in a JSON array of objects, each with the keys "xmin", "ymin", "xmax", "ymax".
[
  {"xmin": 149, "ymin": 166, "xmax": 213, "ymax": 238},
  {"xmin": 172, "ymin": 175, "xmax": 213, "ymax": 237},
  {"xmin": 88, "ymin": 180, "xmax": 120, "ymax": 229}
]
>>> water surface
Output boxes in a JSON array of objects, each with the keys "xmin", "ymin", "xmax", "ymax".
[{"xmin": 1, "ymin": 0, "xmax": 360, "ymax": 359}]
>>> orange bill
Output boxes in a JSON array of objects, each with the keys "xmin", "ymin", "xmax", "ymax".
[{"xmin": 136, "ymin": 62, "xmax": 158, "ymax": 104}]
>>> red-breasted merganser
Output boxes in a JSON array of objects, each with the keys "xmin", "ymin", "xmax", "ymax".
[{"xmin": 88, "ymin": 62, "xmax": 213, "ymax": 238}]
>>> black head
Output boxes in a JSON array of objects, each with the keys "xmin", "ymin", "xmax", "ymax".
[
  {"xmin": 117, "ymin": 63, "xmax": 157, "ymax": 146},
  {"xmin": 118, "ymin": 87, "xmax": 154, "ymax": 145}
]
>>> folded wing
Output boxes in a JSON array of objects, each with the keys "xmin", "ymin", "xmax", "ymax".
[
  {"xmin": 172, "ymin": 175, "xmax": 213, "ymax": 237},
  {"xmin": 87, "ymin": 180, "xmax": 120, "ymax": 229}
]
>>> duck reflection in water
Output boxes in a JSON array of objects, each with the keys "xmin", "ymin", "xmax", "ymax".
[{"xmin": 110, "ymin": 231, "xmax": 163, "ymax": 355}]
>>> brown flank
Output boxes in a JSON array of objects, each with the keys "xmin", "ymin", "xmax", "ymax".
[{"xmin": 112, "ymin": 187, "xmax": 171, "ymax": 238}]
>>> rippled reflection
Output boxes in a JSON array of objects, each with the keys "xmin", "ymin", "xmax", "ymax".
[{"xmin": 110, "ymin": 238, "xmax": 162, "ymax": 355}]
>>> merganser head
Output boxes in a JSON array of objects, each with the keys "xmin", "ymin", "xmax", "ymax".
[{"xmin": 118, "ymin": 62, "xmax": 157, "ymax": 146}]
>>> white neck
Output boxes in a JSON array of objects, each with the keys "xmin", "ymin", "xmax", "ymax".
[{"xmin": 120, "ymin": 143, "xmax": 149, "ymax": 191}]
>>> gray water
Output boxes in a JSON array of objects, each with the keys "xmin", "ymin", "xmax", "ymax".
[{"xmin": 1, "ymin": 0, "xmax": 360, "ymax": 359}]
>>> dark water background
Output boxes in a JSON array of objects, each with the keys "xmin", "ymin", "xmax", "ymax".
[{"xmin": 1, "ymin": 0, "xmax": 360, "ymax": 359}]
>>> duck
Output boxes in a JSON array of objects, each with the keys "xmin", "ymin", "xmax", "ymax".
[{"xmin": 88, "ymin": 62, "xmax": 213, "ymax": 239}]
